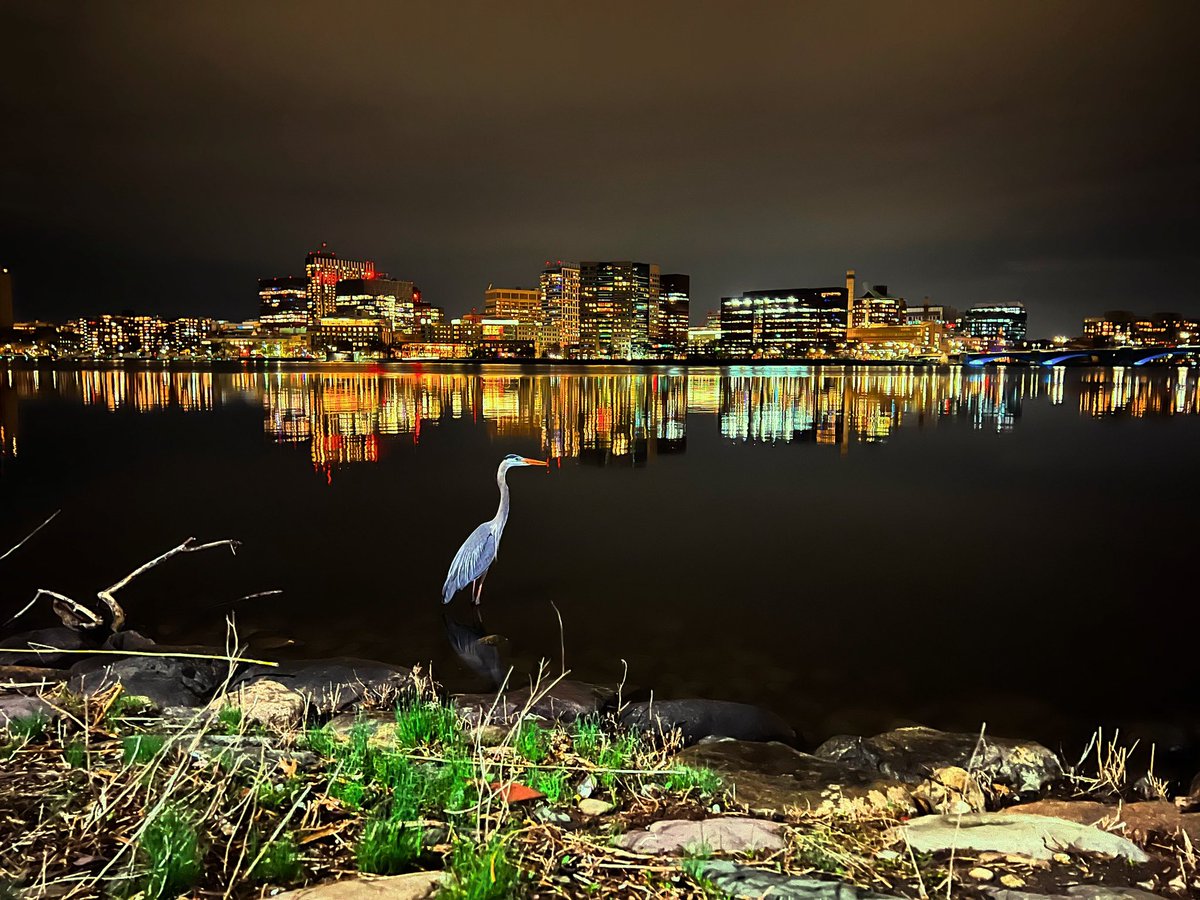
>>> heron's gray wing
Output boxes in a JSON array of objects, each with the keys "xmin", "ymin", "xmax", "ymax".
[{"xmin": 442, "ymin": 523, "xmax": 496, "ymax": 603}]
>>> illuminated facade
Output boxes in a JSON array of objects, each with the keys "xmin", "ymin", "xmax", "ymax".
[
  {"xmin": 905, "ymin": 301, "xmax": 957, "ymax": 326},
  {"xmin": 579, "ymin": 260, "xmax": 661, "ymax": 358},
  {"xmin": 655, "ymin": 273, "xmax": 690, "ymax": 355},
  {"xmin": 336, "ymin": 278, "xmax": 416, "ymax": 335},
  {"xmin": 259, "ymin": 276, "xmax": 310, "ymax": 327},
  {"xmin": 851, "ymin": 285, "xmax": 905, "ymax": 328},
  {"xmin": 959, "ymin": 302, "xmax": 1027, "ymax": 347},
  {"xmin": 1082, "ymin": 311, "xmax": 1198, "ymax": 347},
  {"xmin": 313, "ymin": 316, "xmax": 391, "ymax": 357},
  {"xmin": 719, "ymin": 286, "xmax": 848, "ymax": 357},
  {"xmin": 539, "ymin": 263, "xmax": 581, "ymax": 351},
  {"xmin": 305, "ymin": 244, "xmax": 376, "ymax": 320},
  {"xmin": 483, "ymin": 287, "xmax": 541, "ymax": 342}
]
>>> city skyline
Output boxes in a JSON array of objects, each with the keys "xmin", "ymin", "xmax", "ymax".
[{"xmin": 3, "ymin": 4, "xmax": 1196, "ymax": 335}]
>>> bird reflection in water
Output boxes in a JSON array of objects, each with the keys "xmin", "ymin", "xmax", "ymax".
[{"xmin": 442, "ymin": 611, "xmax": 508, "ymax": 688}]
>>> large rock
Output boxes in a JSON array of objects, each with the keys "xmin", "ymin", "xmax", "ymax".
[
  {"xmin": 1006, "ymin": 798, "xmax": 1200, "ymax": 845},
  {"xmin": 616, "ymin": 817, "xmax": 787, "ymax": 855},
  {"xmin": 620, "ymin": 699, "xmax": 795, "ymax": 746},
  {"xmin": 0, "ymin": 693, "xmax": 58, "ymax": 726},
  {"xmin": 898, "ymin": 812, "xmax": 1149, "ymax": 862},
  {"xmin": 233, "ymin": 658, "xmax": 414, "ymax": 715},
  {"xmin": 676, "ymin": 739, "xmax": 916, "ymax": 817},
  {"xmin": 454, "ymin": 679, "xmax": 613, "ymax": 727},
  {"xmin": 0, "ymin": 627, "xmax": 95, "ymax": 667},
  {"xmin": 271, "ymin": 872, "xmax": 443, "ymax": 899},
  {"xmin": 984, "ymin": 887, "xmax": 1166, "ymax": 900},
  {"xmin": 694, "ymin": 860, "xmax": 899, "ymax": 898},
  {"xmin": 67, "ymin": 651, "xmax": 229, "ymax": 708},
  {"xmin": 815, "ymin": 726, "xmax": 1062, "ymax": 795},
  {"xmin": 210, "ymin": 679, "xmax": 307, "ymax": 731}
]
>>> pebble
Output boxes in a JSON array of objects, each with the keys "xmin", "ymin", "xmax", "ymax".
[
  {"xmin": 1052, "ymin": 851, "xmax": 1071, "ymax": 864},
  {"xmin": 968, "ymin": 867, "xmax": 994, "ymax": 882},
  {"xmin": 999, "ymin": 874, "xmax": 1025, "ymax": 888},
  {"xmin": 578, "ymin": 798, "xmax": 615, "ymax": 816}
]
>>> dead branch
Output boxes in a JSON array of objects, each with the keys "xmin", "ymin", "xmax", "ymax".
[{"xmin": 0, "ymin": 509, "xmax": 60, "ymax": 562}]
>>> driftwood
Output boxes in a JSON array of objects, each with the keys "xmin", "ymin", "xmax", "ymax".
[
  {"xmin": 13, "ymin": 536, "xmax": 241, "ymax": 633},
  {"xmin": 0, "ymin": 509, "xmax": 60, "ymax": 563}
]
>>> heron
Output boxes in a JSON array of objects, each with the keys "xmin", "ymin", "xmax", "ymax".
[{"xmin": 442, "ymin": 453, "xmax": 548, "ymax": 607}]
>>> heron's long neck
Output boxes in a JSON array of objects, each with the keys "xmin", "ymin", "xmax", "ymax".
[{"xmin": 493, "ymin": 466, "xmax": 511, "ymax": 540}]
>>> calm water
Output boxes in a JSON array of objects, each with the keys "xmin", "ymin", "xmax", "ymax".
[{"xmin": 2, "ymin": 364, "xmax": 1198, "ymax": 758}]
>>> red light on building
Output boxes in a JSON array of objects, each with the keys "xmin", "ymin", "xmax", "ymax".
[
  {"xmin": 318, "ymin": 270, "xmax": 339, "ymax": 286},
  {"xmin": 364, "ymin": 265, "xmax": 377, "ymax": 280}
]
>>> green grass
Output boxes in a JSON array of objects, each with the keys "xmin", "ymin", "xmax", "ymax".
[
  {"xmin": 357, "ymin": 812, "xmax": 424, "ymax": 875},
  {"xmin": 438, "ymin": 834, "xmax": 520, "ymax": 900},
  {"xmin": 395, "ymin": 699, "xmax": 460, "ymax": 748},
  {"xmin": 64, "ymin": 741, "xmax": 87, "ymax": 769},
  {"xmin": 6, "ymin": 711, "xmax": 49, "ymax": 742},
  {"xmin": 107, "ymin": 694, "xmax": 153, "ymax": 722},
  {"xmin": 662, "ymin": 765, "xmax": 721, "ymax": 796},
  {"xmin": 138, "ymin": 805, "xmax": 201, "ymax": 900},
  {"xmin": 571, "ymin": 718, "xmax": 602, "ymax": 759},
  {"xmin": 123, "ymin": 733, "xmax": 167, "ymax": 765},
  {"xmin": 256, "ymin": 778, "xmax": 302, "ymax": 810},
  {"xmin": 250, "ymin": 833, "xmax": 303, "ymax": 884},
  {"xmin": 526, "ymin": 767, "xmax": 570, "ymax": 805},
  {"xmin": 514, "ymin": 721, "xmax": 547, "ymax": 764},
  {"xmin": 217, "ymin": 705, "xmax": 243, "ymax": 735},
  {"xmin": 595, "ymin": 732, "xmax": 643, "ymax": 788}
]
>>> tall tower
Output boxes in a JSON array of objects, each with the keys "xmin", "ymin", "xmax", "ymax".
[
  {"xmin": 845, "ymin": 269, "xmax": 856, "ymax": 331},
  {"xmin": 0, "ymin": 267, "xmax": 13, "ymax": 329},
  {"xmin": 305, "ymin": 244, "xmax": 376, "ymax": 321}
]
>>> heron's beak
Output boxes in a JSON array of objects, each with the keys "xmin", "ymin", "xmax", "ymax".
[{"xmin": 521, "ymin": 457, "xmax": 549, "ymax": 466}]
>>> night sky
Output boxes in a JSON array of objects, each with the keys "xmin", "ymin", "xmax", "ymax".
[{"xmin": 2, "ymin": 2, "xmax": 1197, "ymax": 336}]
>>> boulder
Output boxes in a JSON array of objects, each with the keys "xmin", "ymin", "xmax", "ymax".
[
  {"xmin": 270, "ymin": 871, "xmax": 443, "ymax": 899},
  {"xmin": 898, "ymin": 812, "xmax": 1149, "ymax": 862},
  {"xmin": 693, "ymin": 860, "xmax": 899, "ymax": 898},
  {"xmin": 620, "ymin": 699, "xmax": 795, "ymax": 746},
  {"xmin": 210, "ymin": 679, "xmax": 307, "ymax": 731},
  {"xmin": 0, "ymin": 664, "xmax": 66, "ymax": 689},
  {"xmin": 454, "ymin": 679, "xmax": 613, "ymax": 727},
  {"xmin": 1005, "ymin": 798, "xmax": 1200, "ymax": 845},
  {"xmin": 815, "ymin": 726, "xmax": 1062, "ymax": 795},
  {"xmin": 67, "ymin": 652, "xmax": 229, "ymax": 708},
  {"xmin": 0, "ymin": 627, "xmax": 95, "ymax": 667},
  {"xmin": 233, "ymin": 658, "xmax": 414, "ymax": 715},
  {"xmin": 616, "ymin": 817, "xmax": 786, "ymax": 855},
  {"xmin": 984, "ymin": 887, "xmax": 1166, "ymax": 900},
  {"xmin": 675, "ymin": 739, "xmax": 916, "ymax": 817},
  {"xmin": 0, "ymin": 693, "xmax": 58, "ymax": 727}
]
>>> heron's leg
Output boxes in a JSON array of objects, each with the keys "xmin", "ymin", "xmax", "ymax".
[{"xmin": 474, "ymin": 569, "xmax": 488, "ymax": 605}]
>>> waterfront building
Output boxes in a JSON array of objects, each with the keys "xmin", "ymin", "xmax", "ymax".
[
  {"xmin": 719, "ymin": 286, "xmax": 849, "ymax": 357},
  {"xmin": 959, "ymin": 302, "xmax": 1027, "ymax": 346},
  {"xmin": 305, "ymin": 244, "xmax": 376, "ymax": 320},
  {"xmin": 1082, "ymin": 311, "xmax": 1198, "ymax": 347},
  {"xmin": 336, "ymin": 277, "xmax": 416, "ymax": 334},
  {"xmin": 0, "ymin": 268, "xmax": 13, "ymax": 330},
  {"xmin": 905, "ymin": 300, "xmax": 958, "ymax": 326},
  {"xmin": 847, "ymin": 321, "xmax": 946, "ymax": 359},
  {"xmin": 539, "ymin": 263, "xmax": 581, "ymax": 352},
  {"xmin": 259, "ymin": 276, "xmax": 310, "ymax": 327},
  {"xmin": 851, "ymin": 285, "xmax": 905, "ymax": 328},
  {"xmin": 656, "ymin": 273, "xmax": 690, "ymax": 356},
  {"xmin": 579, "ymin": 260, "xmax": 661, "ymax": 358},
  {"xmin": 313, "ymin": 316, "xmax": 391, "ymax": 357},
  {"xmin": 167, "ymin": 318, "xmax": 215, "ymax": 355},
  {"xmin": 483, "ymin": 286, "xmax": 541, "ymax": 343}
]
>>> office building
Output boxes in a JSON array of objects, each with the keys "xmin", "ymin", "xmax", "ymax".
[
  {"xmin": 1082, "ymin": 311, "xmax": 1198, "ymax": 347},
  {"xmin": 905, "ymin": 301, "xmax": 958, "ymax": 326},
  {"xmin": 314, "ymin": 316, "xmax": 392, "ymax": 357},
  {"xmin": 656, "ymin": 273, "xmax": 690, "ymax": 355},
  {"xmin": 0, "ymin": 268, "xmax": 13, "ymax": 330},
  {"xmin": 539, "ymin": 263, "xmax": 581, "ymax": 350},
  {"xmin": 305, "ymin": 244, "xmax": 376, "ymax": 320},
  {"xmin": 337, "ymin": 277, "xmax": 416, "ymax": 334},
  {"xmin": 959, "ymin": 302, "xmax": 1027, "ymax": 346},
  {"xmin": 851, "ymin": 285, "xmax": 905, "ymax": 328},
  {"xmin": 719, "ymin": 286, "xmax": 849, "ymax": 357},
  {"xmin": 579, "ymin": 260, "xmax": 660, "ymax": 357},
  {"xmin": 483, "ymin": 286, "xmax": 541, "ymax": 342},
  {"xmin": 259, "ymin": 276, "xmax": 310, "ymax": 327}
]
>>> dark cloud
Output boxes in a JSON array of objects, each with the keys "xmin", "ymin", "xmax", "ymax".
[{"xmin": 2, "ymin": 0, "xmax": 1196, "ymax": 334}]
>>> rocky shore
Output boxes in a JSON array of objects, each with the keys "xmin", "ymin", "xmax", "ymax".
[{"xmin": 3, "ymin": 626, "xmax": 1200, "ymax": 899}]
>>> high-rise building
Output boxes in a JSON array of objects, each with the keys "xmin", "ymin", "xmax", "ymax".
[
  {"xmin": 337, "ymin": 277, "xmax": 416, "ymax": 335},
  {"xmin": 484, "ymin": 286, "xmax": 541, "ymax": 342},
  {"xmin": 1082, "ymin": 311, "xmax": 1198, "ymax": 347},
  {"xmin": 959, "ymin": 302, "xmax": 1027, "ymax": 346},
  {"xmin": 259, "ymin": 276, "xmax": 310, "ymax": 327},
  {"xmin": 579, "ymin": 260, "xmax": 660, "ymax": 358},
  {"xmin": 719, "ymin": 286, "xmax": 849, "ymax": 357},
  {"xmin": 851, "ymin": 285, "xmax": 905, "ymax": 328},
  {"xmin": 656, "ymin": 273, "xmax": 690, "ymax": 355},
  {"xmin": 539, "ymin": 263, "xmax": 581, "ymax": 351},
  {"xmin": 0, "ymin": 268, "xmax": 13, "ymax": 330},
  {"xmin": 305, "ymin": 244, "xmax": 375, "ymax": 320}
]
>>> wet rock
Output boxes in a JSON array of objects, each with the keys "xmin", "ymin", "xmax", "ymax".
[
  {"xmin": 270, "ymin": 871, "xmax": 444, "ymax": 899},
  {"xmin": 67, "ymin": 651, "xmax": 228, "ymax": 708},
  {"xmin": 676, "ymin": 739, "xmax": 916, "ymax": 817},
  {"xmin": 693, "ymin": 860, "xmax": 899, "ymax": 898},
  {"xmin": 620, "ymin": 698, "xmax": 795, "ymax": 746},
  {"xmin": 211, "ymin": 679, "xmax": 307, "ymax": 731},
  {"xmin": 983, "ymin": 887, "xmax": 1166, "ymax": 900},
  {"xmin": 0, "ymin": 693, "xmax": 58, "ymax": 726},
  {"xmin": 913, "ymin": 765, "xmax": 988, "ymax": 814},
  {"xmin": 815, "ymin": 726, "xmax": 1062, "ymax": 795},
  {"xmin": 454, "ymin": 679, "xmax": 613, "ymax": 727},
  {"xmin": 616, "ymin": 817, "xmax": 786, "ymax": 855},
  {"xmin": 1006, "ymin": 798, "xmax": 1200, "ymax": 844},
  {"xmin": 898, "ymin": 812, "xmax": 1149, "ymax": 862},
  {"xmin": 0, "ymin": 627, "xmax": 95, "ymax": 666},
  {"xmin": 0, "ymin": 664, "xmax": 66, "ymax": 689},
  {"xmin": 233, "ymin": 657, "xmax": 414, "ymax": 715}
]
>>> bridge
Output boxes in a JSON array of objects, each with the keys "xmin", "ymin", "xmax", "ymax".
[{"xmin": 962, "ymin": 346, "xmax": 1200, "ymax": 368}]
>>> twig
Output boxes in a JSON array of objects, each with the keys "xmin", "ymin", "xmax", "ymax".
[
  {"xmin": 4, "ymin": 646, "xmax": 279, "ymax": 667},
  {"xmin": 550, "ymin": 600, "xmax": 566, "ymax": 676},
  {"xmin": 0, "ymin": 509, "xmax": 60, "ymax": 562}
]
